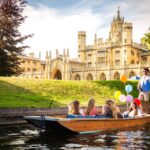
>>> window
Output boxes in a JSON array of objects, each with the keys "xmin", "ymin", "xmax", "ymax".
[
  {"xmin": 22, "ymin": 67, "xmax": 25, "ymax": 71},
  {"xmin": 87, "ymin": 54, "xmax": 92, "ymax": 59},
  {"xmin": 33, "ymin": 68, "xmax": 37, "ymax": 72},
  {"xmin": 124, "ymin": 39, "xmax": 127, "ymax": 43},
  {"xmin": 33, "ymin": 61, "xmax": 37, "ymax": 65},
  {"xmin": 115, "ymin": 50, "xmax": 120, "ymax": 57},
  {"xmin": 131, "ymin": 60, "xmax": 134, "ymax": 64},
  {"xmin": 131, "ymin": 50, "xmax": 134, "ymax": 56},
  {"xmin": 100, "ymin": 73, "xmax": 106, "ymax": 80},
  {"xmin": 27, "ymin": 68, "xmax": 30, "ymax": 71},
  {"xmin": 97, "ymin": 57, "xmax": 105, "ymax": 65},
  {"xmin": 114, "ymin": 72, "xmax": 120, "ymax": 80},
  {"xmin": 97, "ymin": 51, "xmax": 105, "ymax": 57},
  {"xmin": 87, "ymin": 62, "xmax": 92, "ymax": 67},
  {"xmin": 141, "ymin": 57, "xmax": 147, "ymax": 63},
  {"xmin": 75, "ymin": 74, "xmax": 80, "ymax": 80},
  {"xmin": 115, "ymin": 60, "xmax": 120, "ymax": 65}
]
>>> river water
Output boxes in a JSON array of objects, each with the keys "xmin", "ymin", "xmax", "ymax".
[{"xmin": 0, "ymin": 123, "xmax": 150, "ymax": 150}]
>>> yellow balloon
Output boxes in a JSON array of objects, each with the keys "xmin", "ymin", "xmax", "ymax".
[
  {"xmin": 120, "ymin": 74, "xmax": 127, "ymax": 84},
  {"xmin": 114, "ymin": 91, "xmax": 122, "ymax": 100}
]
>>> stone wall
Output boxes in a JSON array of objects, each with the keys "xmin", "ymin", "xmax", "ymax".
[{"xmin": 0, "ymin": 102, "xmax": 149, "ymax": 125}]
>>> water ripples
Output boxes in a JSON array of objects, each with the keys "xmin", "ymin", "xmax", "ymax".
[{"xmin": 0, "ymin": 124, "xmax": 150, "ymax": 149}]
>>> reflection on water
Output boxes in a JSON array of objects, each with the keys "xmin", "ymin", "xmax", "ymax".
[{"xmin": 0, "ymin": 124, "xmax": 150, "ymax": 150}]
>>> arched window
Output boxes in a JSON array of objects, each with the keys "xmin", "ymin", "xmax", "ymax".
[
  {"xmin": 75, "ymin": 74, "xmax": 80, "ymax": 80},
  {"xmin": 53, "ymin": 70, "xmax": 62, "ymax": 80},
  {"xmin": 114, "ymin": 72, "xmax": 120, "ymax": 80},
  {"xmin": 129, "ymin": 71, "xmax": 135, "ymax": 78},
  {"xmin": 86, "ymin": 73, "xmax": 93, "ymax": 80},
  {"xmin": 100, "ymin": 73, "xmax": 106, "ymax": 80},
  {"xmin": 131, "ymin": 60, "xmax": 134, "ymax": 64}
]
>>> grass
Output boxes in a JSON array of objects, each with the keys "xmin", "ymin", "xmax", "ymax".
[{"xmin": 0, "ymin": 77, "xmax": 139, "ymax": 108}]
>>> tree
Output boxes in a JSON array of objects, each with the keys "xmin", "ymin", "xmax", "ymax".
[
  {"xmin": 0, "ymin": 0, "xmax": 32, "ymax": 76},
  {"xmin": 141, "ymin": 28, "xmax": 150, "ymax": 50}
]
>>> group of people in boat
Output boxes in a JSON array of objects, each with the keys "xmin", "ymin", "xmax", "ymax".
[
  {"xmin": 68, "ymin": 98, "xmax": 143, "ymax": 119},
  {"xmin": 67, "ymin": 67, "xmax": 150, "ymax": 119}
]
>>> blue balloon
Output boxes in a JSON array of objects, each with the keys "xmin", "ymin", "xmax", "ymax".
[{"xmin": 125, "ymin": 84, "xmax": 133, "ymax": 93}]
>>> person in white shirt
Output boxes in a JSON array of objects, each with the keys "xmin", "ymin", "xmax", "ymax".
[
  {"xmin": 127, "ymin": 102, "xmax": 142, "ymax": 118},
  {"xmin": 137, "ymin": 68, "xmax": 150, "ymax": 101}
]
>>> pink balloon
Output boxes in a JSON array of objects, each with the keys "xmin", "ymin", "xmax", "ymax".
[
  {"xmin": 126, "ymin": 95, "xmax": 133, "ymax": 102},
  {"xmin": 119, "ymin": 94, "xmax": 126, "ymax": 102}
]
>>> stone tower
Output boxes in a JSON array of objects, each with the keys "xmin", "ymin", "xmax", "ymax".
[
  {"xmin": 122, "ymin": 23, "xmax": 132, "ymax": 45},
  {"xmin": 109, "ymin": 7, "xmax": 124, "ymax": 43},
  {"xmin": 78, "ymin": 31, "xmax": 86, "ymax": 50},
  {"xmin": 78, "ymin": 31, "xmax": 86, "ymax": 62}
]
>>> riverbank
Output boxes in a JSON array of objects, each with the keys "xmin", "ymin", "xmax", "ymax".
[
  {"xmin": 0, "ymin": 77, "xmax": 139, "ymax": 108},
  {"xmin": 0, "ymin": 107, "xmax": 67, "ymax": 125}
]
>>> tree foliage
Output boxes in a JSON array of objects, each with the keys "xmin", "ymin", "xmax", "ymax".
[
  {"xmin": 141, "ymin": 28, "xmax": 150, "ymax": 50},
  {"xmin": 0, "ymin": 0, "xmax": 32, "ymax": 76}
]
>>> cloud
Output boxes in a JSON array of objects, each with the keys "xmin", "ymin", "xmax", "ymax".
[
  {"xmin": 20, "ymin": 4, "xmax": 105, "ymax": 59},
  {"xmin": 19, "ymin": 0, "xmax": 150, "ymax": 60}
]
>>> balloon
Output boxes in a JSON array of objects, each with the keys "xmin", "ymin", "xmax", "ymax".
[
  {"xmin": 120, "ymin": 74, "xmax": 127, "ymax": 84},
  {"xmin": 114, "ymin": 91, "xmax": 122, "ymax": 100},
  {"xmin": 125, "ymin": 84, "xmax": 133, "ymax": 93},
  {"xmin": 134, "ymin": 98, "xmax": 141, "ymax": 106},
  {"xmin": 119, "ymin": 94, "xmax": 126, "ymax": 102},
  {"xmin": 126, "ymin": 95, "xmax": 133, "ymax": 102}
]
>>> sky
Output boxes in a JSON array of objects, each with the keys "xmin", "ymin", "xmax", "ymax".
[{"xmin": 19, "ymin": 0, "xmax": 150, "ymax": 60}]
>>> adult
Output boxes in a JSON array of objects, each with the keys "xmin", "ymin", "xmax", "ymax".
[
  {"xmin": 68, "ymin": 100, "xmax": 80, "ymax": 115},
  {"xmin": 102, "ymin": 100, "xmax": 122, "ymax": 118},
  {"xmin": 137, "ymin": 68, "xmax": 150, "ymax": 101},
  {"xmin": 83, "ymin": 98, "xmax": 99, "ymax": 116},
  {"xmin": 128, "ymin": 101, "xmax": 142, "ymax": 118}
]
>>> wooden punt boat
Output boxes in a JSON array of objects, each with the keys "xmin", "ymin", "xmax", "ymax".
[{"xmin": 24, "ymin": 115, "xmax": 150, "ymax": 134}]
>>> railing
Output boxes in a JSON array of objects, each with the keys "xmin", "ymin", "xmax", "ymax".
[{"xmin": 72, "ymin": 63, "xmax": 150, "ymax": 72}]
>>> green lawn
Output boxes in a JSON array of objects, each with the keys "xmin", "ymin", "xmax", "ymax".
[{"xmin": 0, "ymin": 77, "xmax": 139, "ymax": 108}]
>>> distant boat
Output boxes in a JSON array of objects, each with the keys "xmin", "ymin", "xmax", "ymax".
[
  {"xmin": 24, "ymin": 115, "xmax": 150, "ymax": 134},
  {"xmin": 129, "ymin": 76, "xmax": 140, "ymax": 80}
]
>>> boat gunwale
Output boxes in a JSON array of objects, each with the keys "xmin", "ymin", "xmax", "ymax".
[{"xmin": 24, "ymin": 114, "xmax": 150, "ymax": 122}]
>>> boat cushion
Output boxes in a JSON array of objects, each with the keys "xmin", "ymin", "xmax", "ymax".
[{"xmin": 67, "ymin": 114, "xmax": 112, "ymax": 118}]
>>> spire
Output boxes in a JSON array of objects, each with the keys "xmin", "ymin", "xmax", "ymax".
[
  {"xmin": 49, "ymin": 50, "xmax": 51, "ymax": 59},
  {"xmin": 112, "ymin": 6, "xmax": 124, "ymax": 23},
  {"xmin": 117, "ymin": 6, "xmax": 121, "ymax": 20},
  {"xmin": 117, "ymin": 6, "xmax": 120, "ymax": 18},
  {"xmin": 39, "ymin": 51, "xmax": 41, "ymax": 59}
]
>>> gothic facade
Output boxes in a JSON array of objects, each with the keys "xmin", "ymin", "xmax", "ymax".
[{"xmin": 20, "ymin": 9, "xmax": 150, "ymax": 80}]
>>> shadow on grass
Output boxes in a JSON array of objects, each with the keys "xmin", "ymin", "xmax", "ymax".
[
  {"xmin": 94, "ymin": 80, "xmax": 139, "ymax": 98},
  {"xmin": 0, "ymin": 80, "xmax": 65, "ymax": 108}
]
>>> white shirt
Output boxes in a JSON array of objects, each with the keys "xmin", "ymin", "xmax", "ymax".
[{"xmin": 128, "ymin": 109, "xmax": 142, "ymax": 118}]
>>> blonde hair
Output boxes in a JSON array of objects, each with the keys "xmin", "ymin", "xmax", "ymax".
[
  {"xmin": 86, "ymin": 98, "xmax": 95, "ymax": 115},
  {"xmin": 105, "ymin": 100, "xmax": 118, "ymax": 118},
  {"xmin": 68, "ymin": 100, "xmax": 80, "ymax": 115}
]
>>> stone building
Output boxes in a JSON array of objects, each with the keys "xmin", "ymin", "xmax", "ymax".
[{"xmin": 20, "ymin": 9, "xmax": 150, "ymax": 80}]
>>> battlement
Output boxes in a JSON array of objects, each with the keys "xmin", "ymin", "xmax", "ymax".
[
  {"xmin": 123, "ymin": 22, "xmax": 132, "ymax": 29},
  {"xmin": 78, "ymin": 31, "xmax": 86, "ymax": 36},
  {"xmin": 132, "ymin": 42, "xmax": 148, "ymax": 50}
]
